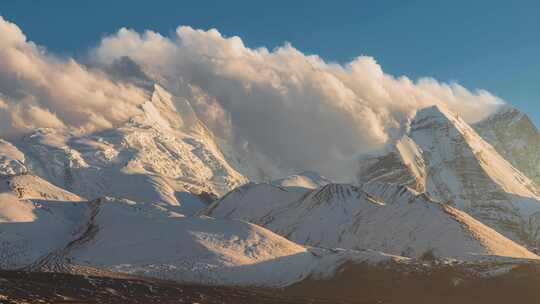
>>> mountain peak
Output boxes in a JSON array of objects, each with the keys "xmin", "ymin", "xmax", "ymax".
[
  {"xmin": 474, "ymin": 104, "xmax": 538, "ymax": 133},
  {"xmin": 357, "ymin": 103, "xmax": 540, "ymax": 247},
  {"xmin": 473, "ymin": 104, "xmax": 540, "ymax": 186},
  {"xmin": 128, "ymin": 83, "xmax": 202, "ymax": 135},
  {"xmin": 479, "ymin": 104, "xmax": 524, "ymax": 125},
  {"xmin": 411, "ymin": 104, "xmax": 465, "ymax": 131},
  {"xmin": 415, "ymin": 103, "xmax": 455, "ymax": 119}
]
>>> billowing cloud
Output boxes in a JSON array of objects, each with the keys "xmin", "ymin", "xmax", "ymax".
[
  {"xmin": 0, "ymin": 16, "xmax": 504, "ymax": 181},
  {"xmin": 91, "ymin": 26, "xmax": 504, "ymax": 181},
  {"xmin": 0, "ymin": 16, "xmax": 147, "ymax": 138}
]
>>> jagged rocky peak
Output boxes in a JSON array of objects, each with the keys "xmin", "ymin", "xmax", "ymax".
[
  {"xmin": 410, "ymin": 104, "xmax": 540, "ymax": 202},
  {"xmin": 474, "ymin": 104, "xmax": 527, "ymax": 128},
  {"xmin": 409, "ymin": 104, "xmax": 486, "ymax": 151},
  {"xmin": 474, "ymin": 104, "xmax": 540, "ymax": 186},
  {"xmin": 411, "ymin": 104, "xmax": 457, "ymax": 126},
  {"xmin": 134, "ymin": 84, "xmax": 202, "ymax": 134}
]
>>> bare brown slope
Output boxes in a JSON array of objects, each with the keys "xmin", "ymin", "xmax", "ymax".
[
  {"xmin": 0, "ymin": 271, "xmax": 363, "ymax": 304},
  {"xmin": 284, "ymin": 260, "xmax": 540, "ymax": 304}
]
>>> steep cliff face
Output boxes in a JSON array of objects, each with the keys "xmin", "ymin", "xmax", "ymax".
[{"xmin": 474, "ymin": 105, "xmax": 540, "ymax": 186}]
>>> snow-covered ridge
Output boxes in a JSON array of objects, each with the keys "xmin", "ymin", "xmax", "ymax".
[
  {"xmin": 204, "ymin": 179, "xmax": 539, "ymax": 260},
  {"xmin": 0, "ymin": 173, "xmax": 400, "ymax": 287},
  {"xmin": 63, "ymin": 196, "xmax": 390, "ymax": 286}
]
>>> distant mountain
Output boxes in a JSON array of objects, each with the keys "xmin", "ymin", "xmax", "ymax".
[
  {"xmin": 203, "ymin": 180, "xmax": 538, "ymax": 260},
  {"xmin": 356, "ymin": 105, "xmax": 540, "ymax": 248},
  {"xmin": 474, "ymin": 105, "xmax": 540, "ymax": 186},
  {"xmin": 1, "ymin": 85, "xmax": 247, "ymax": 215}
]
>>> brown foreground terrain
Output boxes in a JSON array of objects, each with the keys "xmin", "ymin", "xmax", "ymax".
[
  {"xmin": 285, "ymin": 261, "xmax": 540, "ymax": 304},
  {"xmin": 0, "ymin": 271, "xmax": 357, "ymax": 304},
  {"xmin": 2, "ymin": 261, "xmax": 540, "ymax": 304}
]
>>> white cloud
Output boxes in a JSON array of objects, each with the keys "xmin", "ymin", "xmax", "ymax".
[
  {"xmin": 0, "ymin": 16, "xmax": 147, "ymax": 138},
  {"xmin": 91, "ymin": 25, "xmax": 503, "ymax": 180},
  {"xmin": 0, "ymin": 17, "xmax": 504, "ymax": 181}
]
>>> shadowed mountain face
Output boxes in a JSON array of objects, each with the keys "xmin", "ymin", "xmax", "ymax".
[{"xmin": 474, "ymin": 105, "xmax": 540, "ymax": 186}]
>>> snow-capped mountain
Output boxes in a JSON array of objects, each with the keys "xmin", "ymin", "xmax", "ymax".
[
  {"xmin": 203, "ymin": 180, "xmax": 538, "ymax": 260},
  {"xmin": 474, "ymin": 105, "xmax": 540, "ymax": 186},
  {"xmin": 62, "ymin": 197, "xmax": 390, "ymax": 287},
  {"xmin": 3, "ymin": 82, "xmax": 540, "ymax": 289},
  {"xmin": 357, "ymin": 105, "xmax": 540, "ymax": 248},
  {"xmin": 1, "ymin": 85, "xmax": 247, "ymax": 215}
]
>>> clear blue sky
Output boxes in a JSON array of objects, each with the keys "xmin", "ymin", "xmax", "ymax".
[{"xmin": 2, "ymin": 0, "xmax": 539, "ymax": 124}]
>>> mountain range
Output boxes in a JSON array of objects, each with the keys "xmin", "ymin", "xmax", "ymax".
[{"xmin": 2, "ymin": 84, "xmax": 540, "ymax": 299}]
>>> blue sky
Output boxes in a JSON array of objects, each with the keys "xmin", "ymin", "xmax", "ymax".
[{"xmin": 2, "ymin": 0, "xmax": 539, "ymax": 124}]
